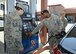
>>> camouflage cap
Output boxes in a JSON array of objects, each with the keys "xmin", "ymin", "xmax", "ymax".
[{"xmin": 16, "ymin": 2, "xmax": 25, "ymax": 11}]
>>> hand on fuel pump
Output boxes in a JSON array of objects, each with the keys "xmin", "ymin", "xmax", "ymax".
[{"xmin": 26, "ymin": 32, "xmax": 33, "ymax": 37}]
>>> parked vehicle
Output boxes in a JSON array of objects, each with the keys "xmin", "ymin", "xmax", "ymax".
[{"xmin": 58, "ymin": 23, "xmax": 76, "ymax": 54}]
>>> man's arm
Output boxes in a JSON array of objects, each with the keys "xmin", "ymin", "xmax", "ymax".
[
  {"xmin": 64, "ymin": 17, "xmax": 68, "ymax": 27},
  {"xmin": 4, "ymin": 15, "xmax": 11, "ymax": 40},
  {"xmin": 32, "ymin": 20, "xmax": 44, "ymax": 35}
]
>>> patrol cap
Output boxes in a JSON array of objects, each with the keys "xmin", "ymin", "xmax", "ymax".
[
  {"xmin": 41, "ymin": 10, "xmax": 49, "ymax": 14},
  {"xmin": 16, "ymin": 2, "xmax": 25, "ymax": 11}
]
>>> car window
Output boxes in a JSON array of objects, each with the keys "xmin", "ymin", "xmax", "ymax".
[{"xmin": 67, "ymin": 25, "xmax": 76, "ymax": 37}]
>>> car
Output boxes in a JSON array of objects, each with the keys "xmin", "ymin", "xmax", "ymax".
[
  {"xmin": 0, "ymin": 20, "xmax": 4, "ymax": 31},
  {"xmin": 58, "ymin": 23, "xmax": 76, "ymax": 54}
]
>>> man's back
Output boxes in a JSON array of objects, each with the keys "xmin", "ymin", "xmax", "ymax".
[{"xmin": 43, "ymin": 14, "xmax": 63, "ymax": 37}]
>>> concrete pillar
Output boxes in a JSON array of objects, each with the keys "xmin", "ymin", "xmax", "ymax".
[
  {"xmin": 41, "ymin": 0, "xmax": 47, "ymax": 11},
  {"xmin": 7, "ymin": 0, "xmax": 16, "ymax": 14},
  {"xmin": 29, "ymin": 0, "xmax": 37, "ymax": 18},
  {"xmin": 40, "ymin": 0, "xmax": 47, "ymax": 44}
]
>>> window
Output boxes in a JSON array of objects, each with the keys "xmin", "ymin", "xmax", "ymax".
[{"xmin": 67, "ymin": 16, "xmax": 73, "ymax": 23}]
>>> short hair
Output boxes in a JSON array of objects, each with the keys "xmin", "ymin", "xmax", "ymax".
[{"xmin": 41, "ymin": 10, "xmax": 49, "ymax": 14}]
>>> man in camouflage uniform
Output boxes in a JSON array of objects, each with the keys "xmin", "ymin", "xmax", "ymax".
[
  {"xmin": 28, "ymin": 10, "xmax": 63, "ymax": 54},
  {"xmin": 4, "ymin": 2, "xmax": 25, "ymax": 54},
  {"xmin": 60, "ymin": 11, "xmax": 68, "ymax": 32}
]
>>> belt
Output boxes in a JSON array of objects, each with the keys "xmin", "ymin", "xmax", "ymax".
[
  {"xmin": 48, "ymin": 33, "xmax": 61, "ymax": 42},
  {"xmin": 42, "ymin": 33, "xmax": 61, "ymax": 45}
]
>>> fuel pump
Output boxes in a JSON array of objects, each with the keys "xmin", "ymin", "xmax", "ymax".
[{"xmin": 21, "ymin": 13, "xmax": 39, "ymax": 54}]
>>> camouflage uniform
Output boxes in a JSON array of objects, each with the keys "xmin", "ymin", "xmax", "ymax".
[
  {"xmin": 4, "ymin": 10, "xmax": 23, "ymax": 54},
  {"xmin": 32, "ymin": 14, "xmax": 63, "ymax": 54},
  {"xmin": 61, "ymin": 17, "xmax": 68, "ymax": 31}
]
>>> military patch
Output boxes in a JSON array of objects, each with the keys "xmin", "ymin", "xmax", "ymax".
[{"xmin": 12, "ymin": 20, "xmax": 19, "ymax": 27}]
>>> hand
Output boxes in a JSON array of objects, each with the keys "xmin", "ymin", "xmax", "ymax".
[
  {"xmin": 26, "ymin": 32, "xmax": 32, "ymax": 36},
  {"xmin": 28, "ymin": 32, "xmax": 32, "ymax": 36}
]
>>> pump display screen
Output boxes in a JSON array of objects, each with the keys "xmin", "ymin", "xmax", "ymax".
[{"xmin": 23, "ymin": 20, "xmax": 33, "ymax": 32}]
